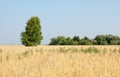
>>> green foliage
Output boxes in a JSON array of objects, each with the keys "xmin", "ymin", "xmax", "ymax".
[
  {"xmin": 49, "ymin": 36, "xmax": 66, "ymax": 45},
  {"xmin": 58, "ymin": 37, "xmax": 67, "ymax": 45},
  {"xmin": 21, "ymin": 16, "xmax": 43, "ymax": 46},
  {"xmin": 73, "ymin": 36, "xmax": 80, "ymax": 41},
  {"xmin": 49, "ymin": 38, "xmax": 59, "ymax": 45},
  {"xmin": 95, "ymin": 35, "xmax": 120, "ymax": 45},
  {"xmin": 68, "ymin": 39, "xmax": 78, "ymax": 45},
  {"xmin": 79, "ymin": 38, "xmax": 92, "ymax": 45},
  {"xmin": 49, "ymin": 34, "xmax": 120, "ymax": 45},
  {"xmin": 94, "ymin": 35, "xmax": 108, "ymax": 45}
]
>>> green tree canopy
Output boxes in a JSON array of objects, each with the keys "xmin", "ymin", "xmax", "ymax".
[
  {"xmin": 21, "ymin": 16, "xmax": 43, "ymax": 46},
  {"xmin": 49, "ymin": 34, "xmax": 120, "ymax": 45},
  {"xmin": 49, "ymin": 36, "xmax": 67, "ymax": 45},
  {"xmin": 73, "ymin": 36, "xmax": 80, "ymax": 42}
]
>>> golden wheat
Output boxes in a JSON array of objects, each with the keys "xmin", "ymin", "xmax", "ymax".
[{"xmin": 0, "ymin": 45, "xmax": 120, "ymax": 77}]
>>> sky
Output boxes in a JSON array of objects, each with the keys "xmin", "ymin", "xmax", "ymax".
[{"xmin": 0, "ymin": 0, "xmax": 120, "ymax": 44}]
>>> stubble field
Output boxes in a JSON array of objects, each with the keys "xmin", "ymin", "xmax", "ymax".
[{"xmin": 0, "ymin": 45, "xmax": 120, "ymax": 77}]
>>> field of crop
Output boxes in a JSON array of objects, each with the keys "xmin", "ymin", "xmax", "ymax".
[{"xmin": 0, "ymin": 45, "xmax": 120, "ymax": 77}]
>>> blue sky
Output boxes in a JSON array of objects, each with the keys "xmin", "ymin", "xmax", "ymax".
[{"xmin": 0, "ymin": 0, "xmax": 120, "ymax": 44}]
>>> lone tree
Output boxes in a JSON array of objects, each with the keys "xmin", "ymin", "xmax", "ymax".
[{"xmin": 21, "ymin": 16, "xmax": 43, "ymax": 46}]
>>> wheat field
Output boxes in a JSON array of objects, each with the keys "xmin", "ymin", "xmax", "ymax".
[{"xmin": 0, "ymin": 45, "xmax": 120, "ymax": 77}]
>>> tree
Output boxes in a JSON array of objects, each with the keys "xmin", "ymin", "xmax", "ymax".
[
  {"xmin": 73, "ymin": 36, "xmax": 80, "ymax": 42},
  {"xmin": 79, "ymin": 36, "xmax": 91, "ymax": 45},
  {"xmin": 21, "ymin": 16, "xmax": 43, "ymax": 46},
  {"xmin": 67, "ymin": 39, "xmax": 77, "ymax": 45},
  {"xmin": 83, "ymin": 36, "xmax": 89, "ymax": 40},
  {"xmin": 58, "ymin": 37, "xmax": 67, "ymax": 45},
  {"xmin": 49, "ymin": 34, "xmax": 120, "ymax": 45},
  {"xmin": 49, "ymin": 36, "xmax": 67, "ymax": 45},
  {"xmin": 94, "ymin": 35, "xmax": 108, "ymax": 45},
  {"xmin": 49, "ymin": 37, "xmax": 59, "ymax": 45},
  {"xmin": 94, "ymin": 34, "xmax": 120, "ymax": 45}
]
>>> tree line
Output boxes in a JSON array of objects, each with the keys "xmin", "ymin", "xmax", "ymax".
[
  {"xmin": 49, "ymin": 35, "xmax": 120, "ymax": 45},
  {"xmin": 21, "ymin": 16, "xmax": 120, "ymax": 46}
]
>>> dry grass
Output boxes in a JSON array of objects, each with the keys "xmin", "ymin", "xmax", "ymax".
[{"xmin": 0, "ymin": 45, "xmax": 120, "ymax": 77}]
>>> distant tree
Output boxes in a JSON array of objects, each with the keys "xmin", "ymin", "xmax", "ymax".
[
  {"xmin": 73, "ymin": 36, "xmax": 80, "ymax": 42},
  {"xmin": 21, "ymin": 16, "xmax": 43, "ymax": 46},
  {"xmin": 118, "ymin": 41, "xmax": 120, "ymax": 45},
  {"xmin": 110, "ymin": 40, "xmax": 118, "ymax": 45},
  {"xmin": 79, "ymin": 39, "xmax": 91, "ymax": 45},
  {"xmin": 68, "ymin": 39, "xmax": 78, "ymax": 45},
  {"xmin": 91, "ymin": 40, "xmax": 98, "ymax": 45},
  {"xmin": 66, "ymin": 37, "xmax": 71, "ymax": 42},
  {"xmin": 49, "ymin": 37, "xmax": 59, "ymax": 45},
  {"xmin": 79, "ymin": 36, "xmax": 92, "ymax": 45},
  {"xmin": 106, "ymin": 35, "xmax": 113, "ymax": 44},
  {"xmin": 66, "ymin": 37, "xmax": 73, "ymax": 45},
  {"xmin": 109, "ymin": 35, "xmax": 120, "ymax": 45},
  {"xmin": 58, "ymin": 36, "xmax": 67, "ymax": 45},
  {"xmin": 94, "ymin": 35, "xmax": 107, "ymax": 45},
  {"xmin": 49, "ymin": 34, "xmax": 120, "ymax": 45},
  {"xmin": 94, "ymin": 34, "xmax": 120, "ymax": 45},
  {"xmin": 49, "ymin": 36, "xmax": 67, "ymax": 45}
]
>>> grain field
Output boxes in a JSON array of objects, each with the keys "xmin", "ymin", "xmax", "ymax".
[{"xmin": 0, "ymin": 45, "xmax": 120, "ymax": 77}]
